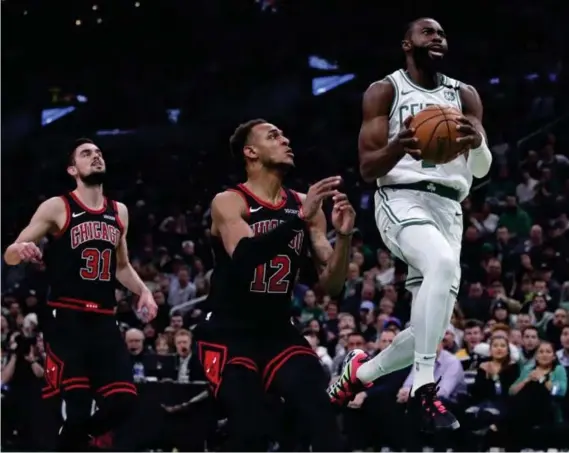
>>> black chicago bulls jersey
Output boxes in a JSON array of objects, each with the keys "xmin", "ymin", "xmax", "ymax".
[
  {"xmin": 44, "ymin": 192, "xmax": 124, "ymax": 314},
  {"xmin": 208, "ymin": 184, "xmax": 308, "ymax": 328}
]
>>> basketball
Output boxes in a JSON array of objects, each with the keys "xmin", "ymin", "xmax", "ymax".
[{"xmin": 410, "ymin": 105, "xmax": 464, "ymax": 165}]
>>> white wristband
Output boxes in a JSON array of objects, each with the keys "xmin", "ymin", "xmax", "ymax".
[{"xmin": 467, "ymin": 134, "xmax": 492, "ymax": 178}]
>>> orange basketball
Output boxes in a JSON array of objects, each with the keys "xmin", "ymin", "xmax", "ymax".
[{"xmin": 410, "ymin": 105, "xmax": 464, "ymax": 165}]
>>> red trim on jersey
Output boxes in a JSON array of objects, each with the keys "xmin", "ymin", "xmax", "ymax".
[
  {"xmin": 237, "ymin": 183, "xmax": 287, "ymax": 210},
  {"xmin": 48, "ymin": 298, "xmax": 115, "ymax": 315},
  {"xmin": 226, "ymin": 188, "xmax": 250, "ymax": 219},
  {"xmin": 112, "ymin": 200, "xmax": 125, "ymax": 233},
  {"xmin": 69, "ymin": 191, "xmax": 107, "ymax": 214},
  {"xmin": 53, "ymin": 195, "xmax": 72, "ymax": 239}
]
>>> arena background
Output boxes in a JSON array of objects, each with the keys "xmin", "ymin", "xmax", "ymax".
[{"xmin": 2, "ymin": 0, "xmax": 568, "ymax": 451}]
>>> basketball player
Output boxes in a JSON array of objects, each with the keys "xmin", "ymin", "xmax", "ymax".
[
  {"xmin": 4, "ymin": 138, "xmax": 158, "ymax": 450},
  {"xmin": 195, "ymin": 119, "xmax": 354, "ymax": 451},
  {"xmin": 328, "ymin": 18, "xmax": 492, "ymax": 432}
]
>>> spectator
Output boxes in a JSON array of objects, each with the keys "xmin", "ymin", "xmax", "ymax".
[
  {"xmin": 331, "ymin": 327, "xmax": 355, "ymax": 376},
  {"xmin": 507, "ymin": 341, "xmax": 568, "ymax": 447},
  {"xmin": 490, "ymin": 300, "xmax": 511, "ymax": 325},
  {"xmin": 449, "ymin": 305, "xmax": 465, "ymax": 347},
  {"xmin": 498, "ymin": 195, "xmax": 532, "ymax": 238},
  {"xmin": 154, "ymin": 335, "xmax": 171, "ymax": 356},
  {"xmin": 300, "ymin": 290, "xmax": 324, "ymax": 323},
  {"xmin": 368, "ymin": 249, "xmax": 395, "ymax": 289},
  {"xmin": 466, "ymin": 336, "xmax": 520, "ymax": 432},
  {"xmin": 442, "ymin": 326, "xmax": 459, "ymax": 353},
  {"xmin": 456, "ymin": 320, "xmax": 484, "ymax": 369},
  {"xmin": 173, "ymin": 329, "xmax": 203, "ymax": 383},
  {"xmin": 471, "ymin": 202, "xmax": 500, "ymax": 236},
  {"xmin": 545, "ymin": 308, "xmax": 568, "ymax": 349},
  {"xmin": 473, "ymin": 324, "xmax": 521, "ymax": 363},
  {"xmin": 516, "ymin": 171, "xmax": 539, "ymax": 205},
  {"xmin": 515, "ymin": 312, "xmax": 533, "ymax": 331},
  {"xmin": 460, "ymin": 283, "xmax": 491, "ymax": 321},
  {"xmin": 557, "ymin": 325, "xmax": 569, "ymax": 367},
  {"xmin": 509, "ymin": 328, "xmax": 523, "ymax": 348},
  {"xmin": 169, "ymin": 313, "xmax": 185, "ymax": 333},
  {"xmin": 520, "ymin": 326, "xmax": 540, "ymax": 366},
  {"xmin": 488, "ymin": 165, "xmax": 516, "ymax": 201},
  {"xmin": 305, "ymin": 330, "xmax": 333, "ymax": 377},
  {"xmin": 529, "ymin": 292, "xmax": 554, "ymax": 337},
  {"xmin": 168, "ymin": 267, "xmax": 197, "ymax": 308}
]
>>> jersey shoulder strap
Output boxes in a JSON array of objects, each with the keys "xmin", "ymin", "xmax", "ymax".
[
  {"xmin": 284, "ymin": 188, "xmax": 303, "ymax": 211},
  {"xmin": 384, "ymin": 69, "xmax": 403, "ymax": 91},
  {"xmin": 383, "ymin": 70, "xmax": 404, "ymax": 119},
  {"xmin": 108, "ymin": 199, "xmax": 126, "ymax": 234}
]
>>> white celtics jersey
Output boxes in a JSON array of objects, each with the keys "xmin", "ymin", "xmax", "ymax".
[{"xmin": 377, "ymin": 69, "xmax": 473, "ymax": 201}]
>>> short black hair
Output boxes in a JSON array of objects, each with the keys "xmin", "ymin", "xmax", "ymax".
[
  {"xmin": 522, "ymin": 325, "xmax": 538, "ymax": 336},
  {"xmin": 404, "ymin": 17, "xmax": 435, "ymax": 39},
  {"xmin": 68, "ymin": 138, "xmax": 94, "ymax": 165},
  {"xmin": 229, "ymin": 119, "xmax": 266, "ymax": 159},
  {"xmin": 348, "ymin": 332, "xmax": 365, "ymax": 341},
  {"xmin": 464, "ymin": 319, "xmax": 484, "ymax": 331}
]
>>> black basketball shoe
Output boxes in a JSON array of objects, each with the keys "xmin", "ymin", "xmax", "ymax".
[{"xmin": 407, "ymin": 379, "xmax": 460, "ymax": 433}]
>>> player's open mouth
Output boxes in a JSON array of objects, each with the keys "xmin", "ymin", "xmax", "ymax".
[
  {"xmin": 428, "ymin": 46, "xmax": 445, "ymax": 58},
  {"xmin": 286, "ymin": 149, "xmax": 294, "ymax": 158}
]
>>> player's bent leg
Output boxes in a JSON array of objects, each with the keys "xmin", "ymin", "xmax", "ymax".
[
  {"xmin": 217, "ymin": 364, "xmax": 271, "ymax": 452},
  {"xmin": 269, "ymin": 352, "xmax": 344, "ymax": 452},
  {"xmin": 331, "ymin": 286, "xmax": 422, "ymax": 402}
]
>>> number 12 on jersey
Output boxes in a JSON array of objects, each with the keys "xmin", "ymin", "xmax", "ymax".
[{"xmin": 250, "ymin": 255, "xmax": 291, "ymax": 294}]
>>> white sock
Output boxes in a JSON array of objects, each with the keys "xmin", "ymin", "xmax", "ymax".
[
  {"xmin": 411, "ymin": 352, "xmax": 436, "ymax": 396},
  {"xmin": 356, "ymin": 327, "xmax": 415, "ymax": 383}
]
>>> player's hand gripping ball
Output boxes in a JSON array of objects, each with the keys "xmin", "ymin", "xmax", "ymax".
[{"xmin": 409, "ymin": 105, "xmax": 470, "ymax": 165}]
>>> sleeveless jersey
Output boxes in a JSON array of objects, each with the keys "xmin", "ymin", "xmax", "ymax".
[
  {"xmin": 44, "ymin": 192, "xmax": 124, "ymax": 314},
  {"xmin": 377, "ymin": 69, "xmax": 473, "ymax": 201},
  {"xmin": 208, "ymin": 184, "xmax": 308, "ymax": 329}
]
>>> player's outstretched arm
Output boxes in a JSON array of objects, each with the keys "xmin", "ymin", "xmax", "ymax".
[
  {"xmin": 359, "ymin": 81, "xmax": 412, "ymax": 182},
  {"xmin": 302, "ymin": 192, "xmax": 354, "ymax": 297},
  {"xmin": 211, "ymin": 191, "xmax": 307, "ymax": 272},
  {"xmin": 3, "ymin": 197, "xmax": 63, "ymax": 265},
  {"xmin": 458, "ymin": 84, "xmax": 492, "ymax": 178}
]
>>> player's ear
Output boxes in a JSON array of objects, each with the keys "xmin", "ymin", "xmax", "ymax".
[
  {"xmin": 401, "ymin": 39, "xmax": 412, "ymax": 52},
  {"xmin": 243, "ymin": 145, "xmax": 258, "ymax": 161},
  {"xmin": 67, "ymin": 165, "xmax": 78, "ymax": 177}
]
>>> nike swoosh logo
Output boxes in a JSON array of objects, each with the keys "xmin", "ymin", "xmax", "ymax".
[
  {"xmin": 72, "ymin": 212, "xmax": 86, "ymax": 218},
  {"xmin": 401, "ymin": 90, "xmax": 413, "ymax": 95},
  {"xmin": 455, "ymin": 212, "xmax": 463, "ymax": 217},
  {"xmin": 250, "ymin": 207, "xmax": 263, "ymax": 213}
]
